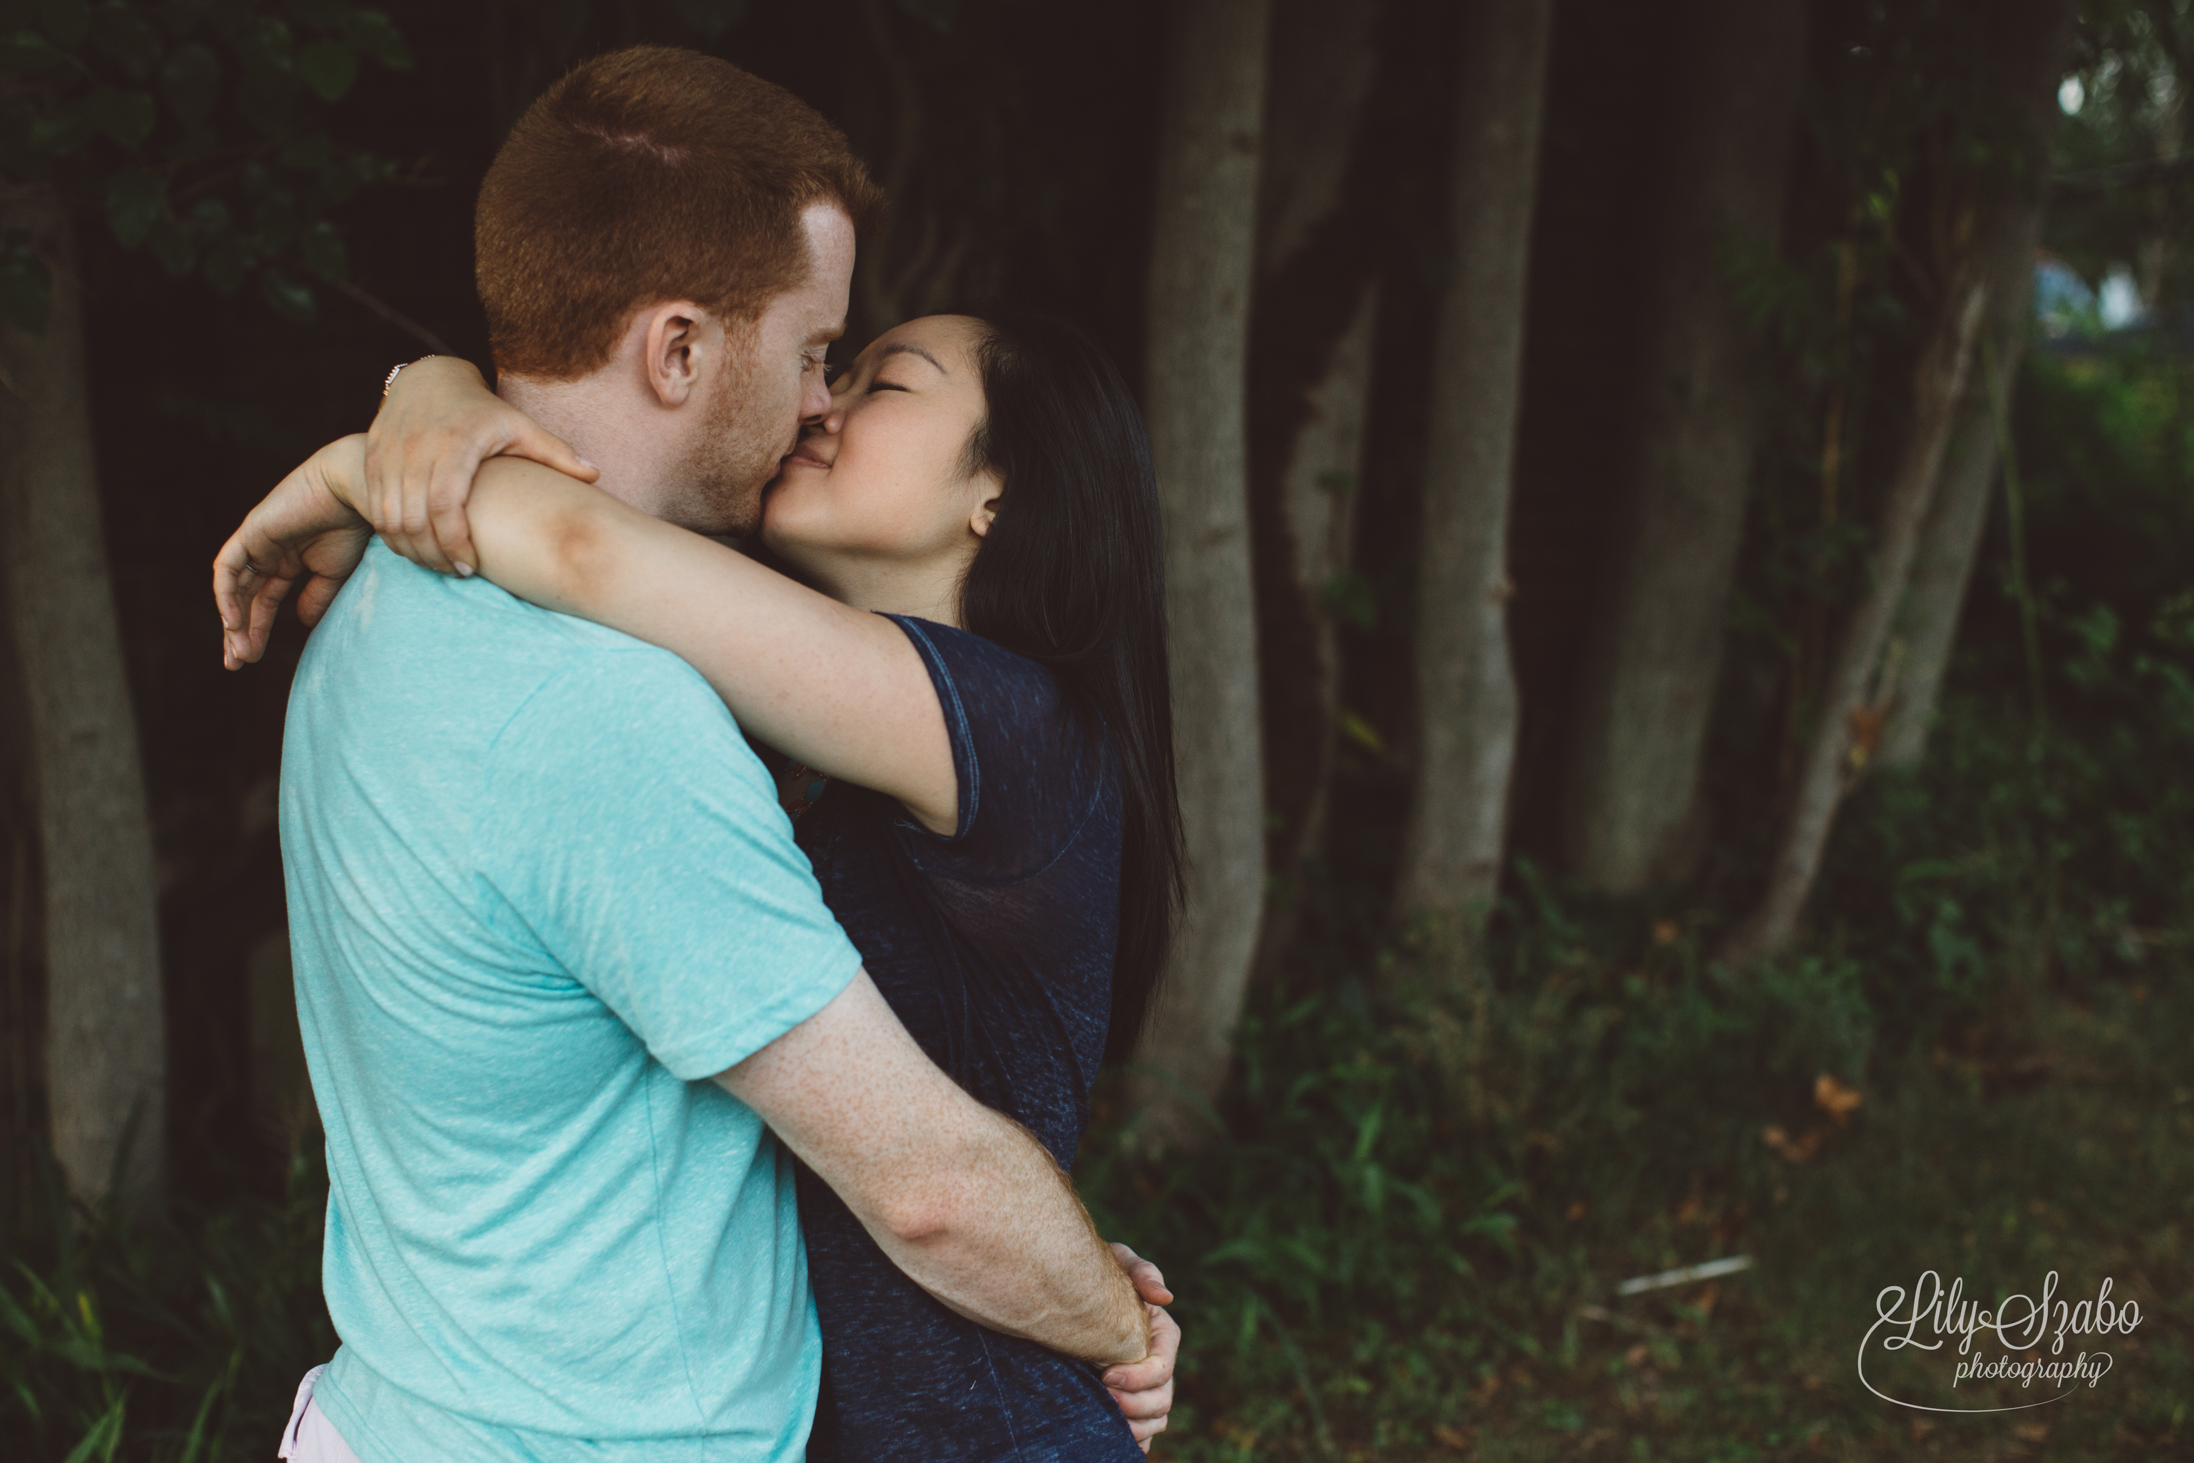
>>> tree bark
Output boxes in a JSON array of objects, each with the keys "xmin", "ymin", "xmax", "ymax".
[
  {"xmin": 1722, "ymin": 274, "xmax": 1990, "ymax": 966},
  {"xmin": 1390, "ymin": 0, "xmax": 1554, "ymax": 939},
  {"xmin": 1260, "ymin": 283, "xmax": 1375, "ymax": 887},
  {"xmin": 1130, "ymin": 0, "xmax": 1270, "ymax": 1149},
  {"xmin": 1881, "ymin": 0, "xmax": 2079, "ymax": 768},
  {"xmin": 0, "ymin": 190, "xmax": 164, "ymax": 1200},
  {"xmin": 1559, "ymin": 0, "xmax": 1808, "ymax": 894},
  {"xmin": 1248, "ymin": 0, "xmax": 1382, "ymax": 963}
]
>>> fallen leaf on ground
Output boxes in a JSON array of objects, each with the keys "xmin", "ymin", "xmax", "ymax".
[
  {"xmin": 1763, "ymin": 1124, "xmax": 1824, "ymax": 1162},
  {"xmin": 1814, "ymin": 1073, "xmax": 1863, "ymax": 1124}
]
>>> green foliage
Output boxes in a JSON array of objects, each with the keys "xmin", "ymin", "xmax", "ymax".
[
  {"xmin": 0, "ymin": 1149, "xmax": 334, "ymax": 1463},
  {"xmin": 1815, "ymin": 344, "xmax": 2194, "ymax": 1043},
  {"xmin": 1080, "ymin": 661, "xmax": 2191, "ymax": 1456},
  {"xmin": 2051, "ymin": 0, "xmax": 2194, "ymax": 308},
  {"xmin": 0, "ymin": 0, "xmax": 411, "ymax": 329}
]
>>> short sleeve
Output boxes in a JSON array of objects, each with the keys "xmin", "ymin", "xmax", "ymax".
[
  {"xmin": 479, "ymin": 650, "xmax": 862, "ymax": 1080},
  {"xmin": 885, "ymin": 616, "xmax": 1110, "ymax": 884}
]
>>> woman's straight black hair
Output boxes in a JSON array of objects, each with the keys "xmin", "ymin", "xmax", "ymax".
[{"xmin": 955, "ymin": 306, "xmax": 1183, "ymax": 1064}]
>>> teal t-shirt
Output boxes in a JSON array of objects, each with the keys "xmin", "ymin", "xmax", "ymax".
[{"xmin": 279, "ymin": 541, "xmax": 862, "ymax": 1462}]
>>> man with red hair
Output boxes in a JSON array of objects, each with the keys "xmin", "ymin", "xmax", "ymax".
[{"xmin": 236, "ymin": 48, "xmax": 1170, "ymax": 1463}]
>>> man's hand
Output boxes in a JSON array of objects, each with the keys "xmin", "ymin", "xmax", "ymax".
[
  {"xmin": 364, "ymin": 355, "xmax": 598, "ymax": 577},
  {"xmin": 1105, "ymin": 1244, "xmax": 1179, "ymax": 1452},
  {"xmin": 213, "ymin": 435, "xmax": 374, "ymax": 668}
]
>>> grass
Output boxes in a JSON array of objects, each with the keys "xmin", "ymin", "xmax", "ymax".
[
  {"xmin": 1083, "ymin": 943, "xmax": 2191, "ymax": 1461},
  {"xmin": 0, "ymin": 1148, "xmax": 334, "ymax": 1462}
]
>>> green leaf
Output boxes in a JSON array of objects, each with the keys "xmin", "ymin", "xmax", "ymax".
[
  {"xmin": 147, "ymin": 214, "xmax": 194, "ymax": 275},
  {"xmin": 252, "ymin": 191, "xmax": 296, "ymax": 252},
  {"xmin": 343, "ymin": 7, "xmax": 408, "ymax": 69},
  {"xmin": 59, "ymin": 1394, "xmax": 123, "ymax": 1463},
  {"xmin": 160, "ymin": 42, "xmax": 220, "ymax": 128},
  {"xmin": 297, "ymin": 217, "xmax": 344, "ymax": 282},
  {"xmin": 0, "ymin": 233, "xmax": 50, "ymax": 334},
  {"xmin": 87, "ymin": 85, "xmax": 155, "ymax": 149},
  {"xmin": 1339, "ymin": 710, "xmax": 1385, "ymax": 755},
  {"xmin": 27, "ymin": 103, "xmax": 95, "ymax": 156},
  {"xmin": 278, "ymin": 131, "xmax": 333, "ymax": 169},
  {"xmin": 188, "ymin": 196, "xmax": 230, "ymax": 234},
  {"xmin": 104, "ymin": 168, "xmax": 164, "ymax": 247},
  {"xmin": 0, "ymin": 30, "xmax": 69, "ymax": 74},
  {"xmin": 41, "ymin": 0, "xmax": 89, "ymax": 50},
  {"xmin": 259, "ymin": 264, "xmax": 315, "ymax": 323},
  {"xmin": 1351, "ymin": 1101, "xmax": 1385, "ymax": 1163},
  {"xmin": 297, "ymin": 37, "xmax": 353, "ymax": 100},
  {"xmin": 670, "ymin": 0, "xmax": 747, "ymax": 39},
  {"xmin": 201, "ymin": 231, "xmax": 247, "ymax": 295},
  {"xmin": 90, "ymin": 0, "xmax": 160, "ymax": 77},
  {"xmin": 1321, "ymin": 569, "xmax": 1377, "ymax": 630},
  {"xmin": 242, "ymin": 12, "xmax": 294, "ymax": 72},
  {"xmin": 313, "ymin": 147, "xmax": 390, "ymax": 209}
]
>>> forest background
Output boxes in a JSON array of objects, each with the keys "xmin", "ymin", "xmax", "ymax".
[{"xmin": 0, "ymin": 0, "xmax": 2189, "ymax": 1458}]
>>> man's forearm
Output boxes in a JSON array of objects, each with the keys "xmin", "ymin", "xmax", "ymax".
[
  {"xmin": 719, "ymin": 974, "xmax": 1150, "ymax": 1368},
  {"xmin": 859, "ymin": 1107, "xmax": 1149, "ymax": 1367}
]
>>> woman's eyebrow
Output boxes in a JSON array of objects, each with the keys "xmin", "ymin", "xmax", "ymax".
[{"xmin": 875, "ymin": 342, "xmax": 947, "ymax": 373}]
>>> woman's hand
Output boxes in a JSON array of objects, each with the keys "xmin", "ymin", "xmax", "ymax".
[
  {"xmin": 1105, "ymin": 1243, "xmax": 1180, "ymax": 1452},
  {"xmin": 212, "ymin": 434, "xmax": 373, "ymax": 669},
  {"xmin": 364, "ymin": 355, "xmax": 599, "ymax": 577}
]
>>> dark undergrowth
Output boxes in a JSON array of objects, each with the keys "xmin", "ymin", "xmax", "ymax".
[{"xmin": 1081, "ymin": 878, "xmax": 2191, "ymax": 1463}]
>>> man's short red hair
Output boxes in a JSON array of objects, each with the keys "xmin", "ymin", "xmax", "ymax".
[{"xmin": 476, "ymin": 46, "xmax": 884, "ymax": 380}]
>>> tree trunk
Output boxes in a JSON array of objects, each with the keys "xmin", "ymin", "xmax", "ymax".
[
  {"xmin": 1248, "ymin": 0, "xmax": 1382, "ymax": 966},
  {"xmin": 1881, "ymin": 0, "xmax": 2079, "ymax": 768},
  {"xmin": 1390, "ymin": 0, "xmax": 1554, "ymax": 941},
  {"xmin": 1722, "ymin": 275, "xmax": 1990, "ymax": 966},
  {"xmin": 1260, "ymin": 283, "xmax": 1375, "ymax": 887},
  {"xmin": 0, "ymin": 191, "xmax": 164, "ymax": 1201},
  {"xmin": 1130, "ymin": 0, "xmax": 1271, "ymax": 1149},
  {"xmin": 1559, "ymin": 0, "xmax": 1808, "ymax": 894}
]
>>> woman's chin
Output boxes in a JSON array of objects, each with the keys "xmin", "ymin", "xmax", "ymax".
[{"xmin": 756, "ymin": 508, "xmax": 819, "ymax": 566}]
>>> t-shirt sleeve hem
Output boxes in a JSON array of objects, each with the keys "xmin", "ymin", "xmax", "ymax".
[
  {"xmin": 652, "ymin": 946, "xmax": 863, "ymax": 1083},
  {"xmin": 882, "ymin": 614, "xmax": 978, "ymax": 842}
]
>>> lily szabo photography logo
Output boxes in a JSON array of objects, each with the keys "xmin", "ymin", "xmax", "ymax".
[{"xmin": 1859, "ymin": 1270, "xmax": 2141, "ymax": 1413}]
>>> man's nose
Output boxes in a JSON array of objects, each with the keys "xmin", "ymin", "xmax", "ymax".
[{"xmin": 800, "ymin": 370, "xmax": 833, "ymax": 423}]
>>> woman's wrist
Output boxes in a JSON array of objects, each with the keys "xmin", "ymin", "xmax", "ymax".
[
  {"xmin": 316, "ymin": 434, "xmax": 373, "ymax": 518},
  {"xmin": 384, "ymin": 353, "xmax": 487, "ymax": 407}
]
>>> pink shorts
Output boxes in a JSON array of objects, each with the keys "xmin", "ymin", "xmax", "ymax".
[{"xmin": 279, "ymin": 1365, "xmax": 363, "ymax": 1463}]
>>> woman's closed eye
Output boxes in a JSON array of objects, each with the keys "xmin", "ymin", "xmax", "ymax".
[{"xmin": 867, "ymin": 377, "xmax": 911, "ymax": 394}]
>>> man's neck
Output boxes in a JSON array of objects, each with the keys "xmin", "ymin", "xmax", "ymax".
[{"xmin": 499, "ymin": 373, "xmax": 680, "ymax": 521}]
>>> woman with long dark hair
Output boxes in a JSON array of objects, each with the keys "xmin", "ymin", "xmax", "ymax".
[{"xmin": 216, "ymin": 308, "xmax": 1183, "ymax": 1460}]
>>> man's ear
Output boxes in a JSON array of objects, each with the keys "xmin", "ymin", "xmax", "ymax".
[{"xmin": 641, "ymin": 301, "xmax": 716, "ymax": 407}]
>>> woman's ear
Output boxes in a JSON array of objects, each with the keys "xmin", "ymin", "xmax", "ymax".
[{"xmin": 970, "ymin": 493, "xmax": 1000, "ymax": 538}]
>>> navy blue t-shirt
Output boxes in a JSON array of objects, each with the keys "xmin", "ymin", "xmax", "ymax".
[{"xmin": 790, "ymin": 616, "xmax": 1142, "ymax": 1463}]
